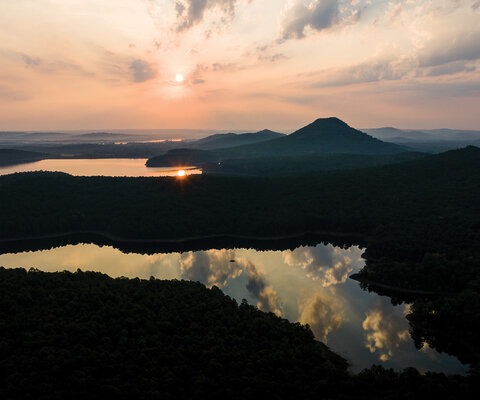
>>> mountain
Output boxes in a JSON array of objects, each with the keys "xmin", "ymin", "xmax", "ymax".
[
  {"xmin": 365, "ymin": 127, "xmax": 480, "ymax": 153},
  {"xmin": 190, "ymin": 129, "xmax": 285, "ymax": 150},
  {"xmin": 225, "ymin": 117, "xmax": 407, "ymax": 157},
  {"xmin": 145, "ymin": 117, "xmax": 409, "ymax": 169}
]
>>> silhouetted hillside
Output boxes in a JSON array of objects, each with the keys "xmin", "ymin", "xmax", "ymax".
[
  {"xmin": 203, "ymin": 152, "xmax": 425, "ymax": 176},
  {"xmin": 146, "ymin": 148, "xmax": 219, "ymax": 167},
  {"xmin": 224, "ymin": 117, "xmax": 406, "ymax": 157},
  {"xmin": 145, "ymin": 118, "xmax": 409, "ymax": 168},
  {"xmin": 0, "ymin": 149, "xmax": 46, "ymax": 166},
  {"xmin": 191, "ymin": 129, "xmax": 284, "ymax": 150}
]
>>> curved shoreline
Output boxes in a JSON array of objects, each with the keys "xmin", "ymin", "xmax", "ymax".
[
  {"xmin": 0, "ymin": 229, "xmax": 366, "ymax": 245},
  {"xmin": 349, "ymin": 273, "xmax": 451, "ymax": 296}
]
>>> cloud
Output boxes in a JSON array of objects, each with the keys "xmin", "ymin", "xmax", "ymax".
[
  {"xmin": 425, "ymin": 60, "xmax": 476, "ymax": 77},
  {"xmin": 174, "ymin": 0, "xmax": 237, "ymax": 32},
  {"xmin": 190, "ymin": 63, "xmax": 208, "ymax": 84},
  {"xmin": 281, "ymin": 0, "xmax": 339, "ymax": 39},
  {"xmin": 298, "ymin": 292, "xmax": 344, "ymax": 342},
  {"xmin": 473, "ymin": 1, "xmax": 480, "ymax": 10},
  {"xmin": 17, "ymin": 52, "xmax": 94, "ymax": 78},
  {"xmin": 129, "ymin": 59, "xmax": 156, "ymax": 82},
  {"xmin": 281, "ymin": 0, "xmax": 360, "ymax": 40},
  {"xmin": 362, "ymin": 303, "xmax": 410, "ymax": 362},
  {"xmin": 419, "ymin": 31, "xmax": 480, "ymax": 67},
  {"xmin": 307, "ymin": 58, "xmax": 413, "ymax": 89},
  {"xmin": 0, "ymin": 85, "xmax": 29, "ymax": 101},
  {"xmin": 21, "ymin": 54, "xmax": 42, "ymax": 68},
  {"xmin": 253, "ymin": 44, "xmax": 288, "ymax": 63}
]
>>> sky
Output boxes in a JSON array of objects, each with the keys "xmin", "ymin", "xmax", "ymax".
[{"xmin": 0, "ymin": 0, "xmax": 479, "ymax": 131}]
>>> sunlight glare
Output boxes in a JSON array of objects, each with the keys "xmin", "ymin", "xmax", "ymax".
[
  {"xmin": 175, "ymin": 74, "xmax": 184, "ymax": 83},
  {"xmin": 177, "ymin": 169, "xmax": 186, "ymax": 177}
]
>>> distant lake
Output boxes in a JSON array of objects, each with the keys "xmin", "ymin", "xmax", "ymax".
[
  {"xmin": 0, "ymin": 158, "xmax": 202, "ymax": 177},
  {"xmin": 0, "ymin": 239, "xmax": 467, "ymax": 374}
]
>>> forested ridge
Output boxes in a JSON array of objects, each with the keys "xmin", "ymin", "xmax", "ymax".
[{"xmin": 0, "ymin": 268, "xmax": 477, "ymax": 399}]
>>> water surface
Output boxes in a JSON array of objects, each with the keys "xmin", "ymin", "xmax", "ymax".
[
  {"xmin": 0, "ymin": 158, "xmax": 202, "ymax": 177},
  {"xmin": 0, "ymin": 241, "xmax": 467, "ymax": 374}
]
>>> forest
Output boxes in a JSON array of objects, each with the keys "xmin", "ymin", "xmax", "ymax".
[
  {"xmin": 0, "ymin": 267, "xmax": 477, "ymax": 399},
  {"xmin": 1, "ymin": 146, "xmax": 480, "ymax": 377}
]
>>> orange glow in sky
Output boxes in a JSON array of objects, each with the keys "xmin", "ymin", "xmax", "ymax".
[{"xmin": 0, "ymin": 1, "xmax": 478, "ymax": 131}]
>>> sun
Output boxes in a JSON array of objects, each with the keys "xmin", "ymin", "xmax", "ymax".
[
  {"xmin": 175, "ymin": 73, "xmax": 184, "ymax": 83},
  {"xmin": 177, "ymin": 169, "xmax": 186, "ymax": 177}
]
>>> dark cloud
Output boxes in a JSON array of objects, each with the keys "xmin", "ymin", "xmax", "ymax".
[
  {"xmin": 19, "ymin": 52, "xmax": 94, "ymax": 78},
  {"xmin": 174, "ymin": 0, "xmax": 237, "ymax": 32},
  {"xmin": 211, "ymin": 61, "xmax": 244, "ymax": 72},
  {"xmin": 282, "ymin": 0, "xmax": 339, "ymax": 40},
  {"xmin": 21, "ymin": 54, "xmax": 42, "ymax": 67},
  {"xmin": 425, "ymin": 60, "xmax": 476, "ymax": 77},
  {"xmin": 129, "ymin": 59, "xmax": 156, "ymax": 82},
  {"xmin": 419, "ymin": 31, "xmax": 480, "ymax": 67},
  {"xmin": 0, "ymin": 85, "xmax": 29, "ymax": 101},
  {"xmin": 472, "ymin": 1, "xmax": 480, "ymax": 10},
  {"xmin": 190, "ymin": 63, "xmax": 208, "ymax": 84},
  {"xmin": 244, "ymin": 261, "xmax": 282, "ymax": 315},
  {"xmin": 253, "ymin": 44, "xmax": 288, "ymax": 63}
]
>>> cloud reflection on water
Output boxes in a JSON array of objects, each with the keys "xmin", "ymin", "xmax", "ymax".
[
  {"xmin": 179, "ymin": 249, "xmax": 282, "ymax": 315},
  {"xmin": 362, "ymin": 303, "xmax": 410, "ymax": 362},
  {"xmin": 298, "ymin": 292, "xmax": 344, "ymax": 343},
  {"xmin": 283, "ymin": 244, "xmax": 363, "ymax": 287}
]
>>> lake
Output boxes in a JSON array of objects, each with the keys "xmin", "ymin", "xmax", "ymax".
[
  {"xmin": 0, "ymin": 158, "xmax": 202, "ymax": 177},
  {"xmin": 0, "ymin": 238, "xmax": 467, "ymax": 374}
]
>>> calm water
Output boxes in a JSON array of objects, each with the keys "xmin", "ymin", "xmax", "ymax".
[
  {"xmin": 0, "ymin": 159, "xmax": 202, "ymax": 177},
  {"xmin": 0, "ymin": 241, "xmax": 467, "ymax": 374}
]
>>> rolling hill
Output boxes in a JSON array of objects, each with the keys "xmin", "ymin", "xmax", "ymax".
[{"xmin": 190, "ymin": 129, "xmax": 285, "ymax": 150}]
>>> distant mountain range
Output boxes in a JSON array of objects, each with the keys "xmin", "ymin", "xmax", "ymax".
[{"xmin": 364, "ymin": 127, "xmax": 480, "ymax": 153}]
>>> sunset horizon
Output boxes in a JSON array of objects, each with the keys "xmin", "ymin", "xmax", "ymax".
[{"xmin": 1, "ymin": 0, "xmax": 479, "ymax": 131}]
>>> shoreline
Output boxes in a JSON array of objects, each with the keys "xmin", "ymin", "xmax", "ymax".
[
  {"xmin": 0, "ymin": 229, "xmax": 366, "ymax": 245},
  {"xmin": 349, "ymin": 273, "xmax": 451, "ymax": 296}
]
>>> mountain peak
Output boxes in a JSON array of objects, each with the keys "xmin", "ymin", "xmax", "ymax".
[
  {"xmin": 290, "ymin": 117, "xmax": 357, "ymax": 139},
  {"xmin": 284, "ymin": 117, "xmax": 406, "ymax": 154},
  {"xmin": 310, "ymin": 117, "xmax": 350, "ymax": 128}
]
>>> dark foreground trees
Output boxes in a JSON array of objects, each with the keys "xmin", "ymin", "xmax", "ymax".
[{"xmin": 0, "ymin": 268, "xmax": 478, "ymax": 399}]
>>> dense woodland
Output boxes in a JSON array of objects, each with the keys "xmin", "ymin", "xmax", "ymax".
[
  {"xmin": 1, "ymin": 145, "xmax": 480, "ymax": 390},
  {"xmin": 0, "ymin": 268, "xmax": 477, "ymax": 399}
]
